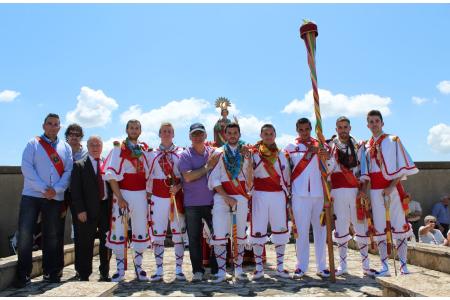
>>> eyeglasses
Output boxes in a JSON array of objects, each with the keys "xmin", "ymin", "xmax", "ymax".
[
  {"xmin": 68, "ymin": 133, "xmax": 81, "ymax": 138},
  {"xmin": 428, "ymin": 221, "xmax": 436, "ymax": 224}
]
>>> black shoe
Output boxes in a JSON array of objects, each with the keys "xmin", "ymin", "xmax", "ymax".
[
  {"xmin": 43, "ymin": 274, "xmax": 61, "ymax": 283},
  {"xmin": 13, "ymin": 276, "xmax": 30, "ymax": 289},
  {"xmin": 99, "ymin": 274, "xmax": 111, "ymax": 282}
]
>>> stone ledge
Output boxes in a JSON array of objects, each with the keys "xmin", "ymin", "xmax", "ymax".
[
  {"xmin": 376, "ymin": 271, "xmax": 450, "ymax": 297},
  {"xmin": 0, "ymin": 241, "xmax": 99, "ymax": 291},
  {"xmin": 1, "ymin": 161, "xmax": 449, "ymax": 175},
  {"xmin": 40, "ymin": 281, "xmax": 118, "ymax": 297},
  {"xmin": 348, "ymin": 239, "xmax": 450, "ymax": 275}
]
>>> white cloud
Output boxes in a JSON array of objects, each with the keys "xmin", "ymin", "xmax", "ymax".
[
  {"xmin": 282, "ymin": 89, "xmax": 392, "ymax": 119},
  {"xmin": 437, "ymin": 80, "xmax": 450, "ymax": 95},
  {"xmin": 120, "ymin": 98, "xmax": 210, "ymax": 130},
  {"xmin": 277, "ymin": 133, "xmax": 297, "ymax": 149},
  {"xmin": 412, "ymin": 96, "xmax": 430, "ymax": 105},
  {"xmin": 427, "ymin": 123, "xmax": 450, "ymax": 154},
  {"xmin": 66, "ymin": 86, "xmax": 119, "ymax": 128},
  {"xmin": 0, "ymin": 90, "xmax": 20, "ymax": 103},
  {"xmin": 117, "ymin": 98, "xmax": 270, "ymax": 147}
]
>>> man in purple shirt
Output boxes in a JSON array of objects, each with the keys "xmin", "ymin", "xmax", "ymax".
[{"xmin": 179, "ymin": 123, "xmax": 219, "ymax": 282}]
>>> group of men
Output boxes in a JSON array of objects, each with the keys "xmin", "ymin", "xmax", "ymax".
[{"xmin": 14, "ymin": 108, "xmax": 418, "ymax": 288}]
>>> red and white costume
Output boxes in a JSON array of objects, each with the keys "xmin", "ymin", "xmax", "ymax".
[
  {"xmin": 250, "ymin": 144, "xmax": 290, "ymax": 278},
  {"xmin": 208, "ymin": 145, "xmax": 251, "ymax": 279},
  {"xmin": 360, "ymin": 133, "xmax": 418, "ymax": 275},
  {"xmin": 327, "ymin": 137, "xmax": 377, "ymax": 275},
  {"xmin": 146, "ymin": 144, "xmax": 186, "ymax": 280},
  {"xmin": 103, "ymin": 140, "xmax": 151, "ymax": 281},
  {"xmin": 285, "ymin": 137, "xmax": 328, "ymax": 275}
]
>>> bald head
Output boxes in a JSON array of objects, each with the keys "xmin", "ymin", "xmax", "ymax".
[{"xmin": 87, "ymin": 136, "xmax": 103, "ymax": 159}]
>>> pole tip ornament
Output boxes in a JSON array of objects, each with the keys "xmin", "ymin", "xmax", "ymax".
[
  {"xmin": 215, "ymin": 97, "xmax": 231, "ymax": 111},
  {"xmin": 300, "ymin": 20, "xmax": 318, "ymax": 39}
]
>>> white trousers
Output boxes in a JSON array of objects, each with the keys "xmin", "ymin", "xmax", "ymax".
[
  {"xmin": 106, "ymin": 189, "xmax": 151, "ymax": 252},
  {"xmin": 211, "ymin": 193, "xmax": 248, "ymax": 245},
  {"xmin": 332, "ymin": 188, "xmax": 370, "ymax": 244},
  {"xmin": 249, "ymin": 191, "xmax": 290, "ymax": 245},
  {"xmin": 149, "ymin": 195, "xmax": 186, "ymax": 243},
  {"xmin": 292, "ymin": 195, "xmax": 327, "ymax": 272},
  {"xmin": 370, "ymin": 188, "xmax": 413, "ymax": 241}
]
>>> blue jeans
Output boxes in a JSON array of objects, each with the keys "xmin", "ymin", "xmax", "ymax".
[
  {"xmin": 184, "ymin": 205, "xmax": 218, "ymax": 275},
  {"xmin": 16, "ymin": 195, "xmax": 63, "ymax": 280}
]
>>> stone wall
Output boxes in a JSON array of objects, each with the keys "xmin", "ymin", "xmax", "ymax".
[
  {"xmin": 0, "ymin": 167, "xmax": 73, "ymax": 258},
  {"xmin": 1, "ymin": 162, "xmax": 449, "ymax": 258}
]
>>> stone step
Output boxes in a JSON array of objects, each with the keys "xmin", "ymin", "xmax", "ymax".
[
  {"xmin": 0, "ymin": 241, "xmax": 99, "ymax": 291},
  {"xmin": 376, "ymin": 269, "xmax": 450, "ymax": 297},
  {"xmin": 40, "ymin": 281, "xmax": 118, "ymax": 297},
  {"xmin": 348, "ymin": 239, "xmax": 450, "ymax": 275}
]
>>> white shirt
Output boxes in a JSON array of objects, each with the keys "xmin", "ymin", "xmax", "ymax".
[{"xmin": 408, "ymin": 200, "xmax": 422, "ymax": 222}]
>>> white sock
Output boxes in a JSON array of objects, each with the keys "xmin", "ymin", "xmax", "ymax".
[
  {"xmin": 214, "ymin": 244, "xmax": 227, "ymax": 277},
  {"xmin": 275, "ymin": 244, "xmax": 286, "ymax": 272},
  {"xmin": 338, "ymin": 241, "xmax": 348, "ymax": 270},
  {"xmin": 114, "ymin": 250, "xmax": 125, "ymax": 275},
  {"xmin": 235, "ymin": 244, "xmax": 245, "ymax": 272},
  {"xmin": 377, "ymin": 240, "xmax": 389, "ymax": 271},
  {"xmin": 174, "ymin": 242, "xmax": 184, "ymax": 274},
  {"xmin": 396, "ymin": 238, "xmax": 408, "ymax": 272},
  {"xmin": 253, "ymin": 244, "xmax": 264, "ymax": 273},
  {"xmin": 358, "ymin": 242, "xmax": 370, "ymax": 270},
  {"xmin": 152, "ymin": 242, "xmax": 164, "ymax": 275}
]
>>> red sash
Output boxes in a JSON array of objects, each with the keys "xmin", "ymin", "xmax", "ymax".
[
  {"xmin": 369, "ymin": 172, "xmax": 410, "ymax": 213},
  {"xmin": 290, "ymin": 139, "xmax": 318, "ymax": 183},
  {"xmin": 36, "ymin": 137, "xmax": 64, "ymax": 177},
  {"xmin": 254, "ymin": 177, "xmax": 283, "ymax": 192},
  {"xmin": 119, "ymin": 173, "xmax": 146, "ymax": 191},
  {"xmin": 156, "ymin": 151, "xmax": 184, "ymax": 214},
  {"xmin": 222, "ymin": 181, "xmax": 248, "ymax": 197},
  {"xmin": 369, "ymin": 134, "xmax": 388, "ymax": 169},
  {"xmin": 259, "ymin": 155, "xmax": 281, "ymax": 186}
]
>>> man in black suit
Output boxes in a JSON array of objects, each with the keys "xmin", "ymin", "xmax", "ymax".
[{"xmin": 70, "ymin": 136, "xmax": 112, "ymax": 281}]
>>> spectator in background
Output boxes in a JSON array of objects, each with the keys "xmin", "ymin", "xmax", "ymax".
[
  {"xmin": 407, "ymin": 198, "xmax": 422, "ymax": 241},
  {"xmin": 419, "ymin": 215, "xmax": 447, "ymax": 246},
  {"xmin": 431, "ymin": 195, "xmax": 450, "ymax": 235}
]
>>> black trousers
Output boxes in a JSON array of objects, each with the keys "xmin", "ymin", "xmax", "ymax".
[
  {"xmin": 72, "ymin": 200, "xmax": 111, "ymax": 278},
  {"xmin": 184, "ymin": 205, "xmax": 218, "ymax": 275},
  {"xmin": 17, "ymin": 196, "xmax": 63, "ymax": 280}
]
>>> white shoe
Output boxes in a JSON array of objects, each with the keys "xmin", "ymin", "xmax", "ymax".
[
  {"xmin": 293, "ymin": 268, "xmax": 305, "ymax": 279},
  {"xmin": 150, "ymin": 274, "xmax": 163, "ymax": 282},
  {"xmin": 252, "ymin": 270, "xmax": 265, "ymax": 280},
  {"xmin": 175, "ymin": 272, "xmax": 186, "ymax": 281},
  {"xmin": 211, "ymin": 273, "xmax": 232, "ymax": 283},
  {"xmin": 191, "ymin": 272, "xmax": 204, "ymax": 282},
  {"xmin": 234, "ymin": 271, "xmax": 248, "ymax": 281},
  {"xmin": 316, "ymin": 269, "xmax": 330, "ymax": 278},
  {"xmin": 376, "ymin": 268, "xmax": 391, "ymax": 277},
  {"xmin": 111, "ymin": 272, "xmax": 125, "ymax": 282},
  {"xmin": 363, "ymin": 268, "xmax": 379, "ymax": 276},
  {"xmin": 336, "ymin": 268, "xmax": 348, "ymax": 276},
  {"xmin": 276, "ymin": 269, "xmax": 291, "ymax": 279},
  {"xmin": 400, "ymin": 267, "xmax": 411, "ymax": 275}
]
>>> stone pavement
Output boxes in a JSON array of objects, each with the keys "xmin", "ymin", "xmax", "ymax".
[{"xmin": 1, "ymin": 243, "xmax": 405, "ymax": 297}]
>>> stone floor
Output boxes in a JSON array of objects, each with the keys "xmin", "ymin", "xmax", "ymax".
[{"xmin": 1, "ymin": 243, "xmax": 402, "ymax": 297}]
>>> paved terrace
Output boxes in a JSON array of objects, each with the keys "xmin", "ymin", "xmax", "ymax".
[{"xmin": 0, "ymin": 243, "xmax": 393, "ymax": 297}]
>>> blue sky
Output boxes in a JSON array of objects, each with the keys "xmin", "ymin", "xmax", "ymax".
[{"xmin": 1, "ymin": 4, "xmax": 450, "ymax": 165}]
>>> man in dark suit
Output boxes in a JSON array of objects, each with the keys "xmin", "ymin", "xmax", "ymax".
[{"xmin": 70, "ymin": 136, "xmax": 112, "ymax": 281}]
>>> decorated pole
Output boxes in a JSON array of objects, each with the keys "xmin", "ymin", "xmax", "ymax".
[{"xmin": 300, "ymin": 20, "xmax": 336, "ymax": 282}]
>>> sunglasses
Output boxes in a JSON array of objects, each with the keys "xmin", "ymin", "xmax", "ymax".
[{"xmin": 428, "ymin": 221, "xmax": 436, "ymax": 224}]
